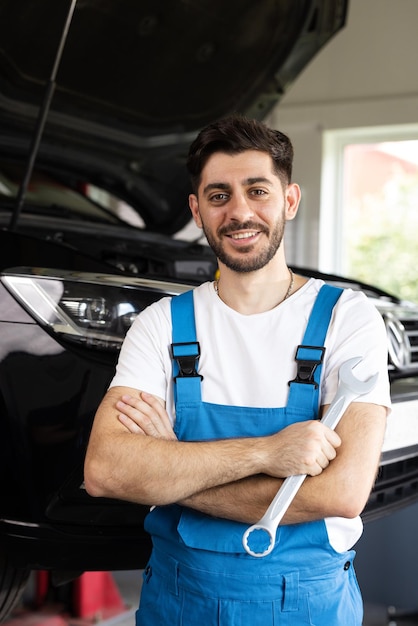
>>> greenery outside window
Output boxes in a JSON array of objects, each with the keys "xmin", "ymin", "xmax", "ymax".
[{"xmin": 321, "ymin": 126, "xmax": 418, "ymax": 303}]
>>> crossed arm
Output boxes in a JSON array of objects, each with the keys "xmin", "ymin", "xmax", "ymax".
[{"xmin": 84, "ymin": 386, "xmax": 387, "ymax": 525}]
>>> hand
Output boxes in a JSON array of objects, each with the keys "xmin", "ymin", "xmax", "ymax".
[
  {"xmin": 264, "ymin": 420, "xmax": 342, "ymax": 478},
  {"xmin": 116, "ymin": 392, "xmax": 177, "ymax": 441}
]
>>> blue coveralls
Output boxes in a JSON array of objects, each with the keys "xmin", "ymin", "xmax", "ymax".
[{"xmin": 136, "ymin": 285, "xmax": 363, "ymax": 626}]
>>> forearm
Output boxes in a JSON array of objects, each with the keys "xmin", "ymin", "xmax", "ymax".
[
  {"xmin": 179, "ymin": 473, "xmax": 334, "ymax": 524},
  {"xmin": 85, "ymin": 420, "xmax": 335, "ymax": 508},
  {"xmin": 85, "ymin": 429, "xmax": 268, "ymax": 506},
  {"xmin": 85, "ymin": 387, "xmax": 342, "ymax": 507},
  {"xmin": 180, "ymin": 403, "xmax": 387, "ymax": 524},
  {"xmin": 180, "ymin": 466, "xmax": 369, "ymax": 525},
  {"xmin": 180, "ymin": 474, "xmax": 282, "ymax": 523}
]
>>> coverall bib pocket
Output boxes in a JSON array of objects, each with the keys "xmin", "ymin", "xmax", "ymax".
[{"xmin": 177, "ymin": 508, "xmax": 282, "ymax": 554}]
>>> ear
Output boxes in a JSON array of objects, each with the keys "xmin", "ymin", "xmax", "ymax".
[
  {"xmin": 189, "ymin": 194, "xmax": 203, "ymax": 228},
  {"xmin": 284, "ymin": 183, "xmax": 301, "ymax": 221}
]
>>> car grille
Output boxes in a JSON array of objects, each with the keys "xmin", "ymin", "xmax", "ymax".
[
  {"xmin": 363, "ymin": 449, "xmax": 418, "ymax": 522},
  {"xmin": 404, "ymin": 318, "xmax": 418, "ymax": 366},
  {"xmin": 382, "ymin": 309, "xmax": 418, "ymax": 372}
]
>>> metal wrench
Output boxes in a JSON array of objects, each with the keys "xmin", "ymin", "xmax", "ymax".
[{"xmin": 242, "ymin": 356, "xmax": 378, "ymax": 557}]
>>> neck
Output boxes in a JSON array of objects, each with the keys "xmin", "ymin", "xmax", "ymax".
[{"xmin": 214, "ymin": 264, "xmax": 303, "ymax": 315}]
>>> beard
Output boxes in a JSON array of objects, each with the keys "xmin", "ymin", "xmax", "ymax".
[{"xmin": 202, "ymin": 217, "xmax": 285, "ymax": 273}]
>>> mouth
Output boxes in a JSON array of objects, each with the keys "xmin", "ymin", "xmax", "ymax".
[
  {"xmin": 217, "ymin": 222, "xmax": 268, "ymax": 250},
  {"xmin": 223, "ymin": 232, "xmax": 260, "ymax": 251},
  {"xmin": 224, "ymin": 229, "xmax": 264, "ymax": 248},
  {"xmin": 228, "ymin": 230, "xmax": 260, "ymax": 241}
]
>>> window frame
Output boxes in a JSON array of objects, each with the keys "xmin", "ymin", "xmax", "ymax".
[{"xmin": 320, "ymin": 123, "xmax": 418, "ymax": 276}]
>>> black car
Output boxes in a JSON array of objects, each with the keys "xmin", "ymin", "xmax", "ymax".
[{"xmin": 1, "ymin": 0, "xmax": 418, "ymax": 621}]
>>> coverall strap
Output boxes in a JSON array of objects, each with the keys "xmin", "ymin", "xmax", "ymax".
[
  {"xmin": 171, "ymin": 290, "xmax": 201, "ymax": 403},
  {"xmin": 301, "ymin": 284, "xmax": 343, "ymax": 346},
  {"xmin": 287, "ymin": 284, "xmax": 343, "ymax": 417}
]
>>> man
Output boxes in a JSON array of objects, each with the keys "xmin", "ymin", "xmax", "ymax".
[{"xmin": 84, "ymin": 115, "xmax": 390, "ymax": 625}]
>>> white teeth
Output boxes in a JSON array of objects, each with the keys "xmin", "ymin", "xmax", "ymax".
[{"xmin": 231, "ymin": 232, "xmax": 257, "ymax": 240}]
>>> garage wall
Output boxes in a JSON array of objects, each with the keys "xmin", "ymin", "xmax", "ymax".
[{"xmin": 268, "ymin": 0, "xmax": 418, "ymax": 268}]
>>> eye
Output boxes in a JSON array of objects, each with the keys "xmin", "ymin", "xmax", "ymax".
[
  {"xmin": 209, "ymin": 192, "xmax": 229, "ymax": 202},
  {"xmin": 250, "ymin": 188, "xmax": 268, "ymax": 196}
]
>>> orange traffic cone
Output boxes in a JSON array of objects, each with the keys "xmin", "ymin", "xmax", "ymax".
[{"xmin": 72, "ymin": 572, "xmax": 126, "ymax": 620}]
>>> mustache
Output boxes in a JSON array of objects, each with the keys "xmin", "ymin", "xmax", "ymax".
[{"xmin": 217, "ymin": 221, "xmax": 269, "ymax": 237}]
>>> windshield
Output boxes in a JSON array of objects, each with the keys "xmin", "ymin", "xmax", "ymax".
[{"xmin": 0, "ymin": 162, "xmax": 123, "ymax": 225}]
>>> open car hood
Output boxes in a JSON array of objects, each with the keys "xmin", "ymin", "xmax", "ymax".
[{"xmin": 0, "ymin": 0, "xmax": 348, "ymax": 233}]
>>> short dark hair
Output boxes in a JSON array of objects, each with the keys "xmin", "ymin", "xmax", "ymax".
[{"xmin": 186, "ymin": 114, "xmax": 294, "ymax": 194}]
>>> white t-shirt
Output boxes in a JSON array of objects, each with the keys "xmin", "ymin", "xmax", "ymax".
[
  {"xmin": 111, "ymin": 277, "xmax": 390, "ymax": 417},
  {"xmin": 110, "ymin": 277, "xmax": 391, "ymax": 552}
]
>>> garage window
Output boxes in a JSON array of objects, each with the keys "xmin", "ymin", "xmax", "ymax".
[{"xmin": 321, "ymin": 126, "xmax": 418, "ymax": 302}]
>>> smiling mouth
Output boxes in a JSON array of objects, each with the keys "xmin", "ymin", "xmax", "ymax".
[{"xmin": 228, "ymin": 231, "xmax": 259, "ymax": 240}]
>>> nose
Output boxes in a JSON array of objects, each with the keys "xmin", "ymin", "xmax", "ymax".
[{"xmin": 227, "ymin": 190, "xmax": 254, "ymax": 222}]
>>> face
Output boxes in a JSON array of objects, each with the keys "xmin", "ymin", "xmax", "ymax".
[{"xmin": 189, "ymin": 150, "xmax": 300, "ymax": 273}]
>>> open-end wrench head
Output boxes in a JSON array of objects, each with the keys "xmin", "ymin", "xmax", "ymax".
[{"xmin": 339, "ymin": 356, "xmax": 378, "ymax": 395}]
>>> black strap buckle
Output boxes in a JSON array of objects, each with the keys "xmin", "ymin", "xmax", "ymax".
[
  {"xmin": 171, "ymin": 341, "xmax": 203, "ymax": 381},
  {"xmin": 288, "ymin": 345, "xmax": 326, "ymax": 388}
]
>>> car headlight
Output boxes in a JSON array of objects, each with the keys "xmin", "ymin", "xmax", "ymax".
[{"xmin": 1, "ymin": 267, "xmax": 187, "ymax": 350}]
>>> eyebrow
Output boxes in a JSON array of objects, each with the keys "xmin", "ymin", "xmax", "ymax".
[
  {"xmin": 246, "ymin": 176, "xmax": 273, "ymax": 186},
  {"xmin": 202, "ymin": 177, "xmax": 273, "ymax": 196},
  {"xmin": 202, "ymin": 182, "xmax": 230, "ymax": 195}
]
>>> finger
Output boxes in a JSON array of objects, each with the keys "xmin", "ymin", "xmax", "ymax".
[
  {"xmin": 131, "ymin": 392, "xmax": 176, "ymax": 439},
  {"xmin": 322, "ymin": 439, "xmax": 338, "ymax": 462},
  {"xmin": 325, "ymin": 427, "xmax": 342, "ymax": 448},
  {"xmin": 308, "ymin": 454, "xmax": 331, "ymax": 476},
  {"xmin": 140, "ymin": 392, "xmax": 175, "ymax": 435},
  {"xmin": 118, "ymin": 395, "xmax": 176, "ymax": 440},
  {"xmin": 117, "ymin": 399, "xmax": 162, "ymax": 437},
  {"xmin": 117, "ymin": 412, "xmax": 146, "ymax": 435},
  {"xmin": 317, "ymin": 451, "xmax": 331, "ymax": 469}
]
